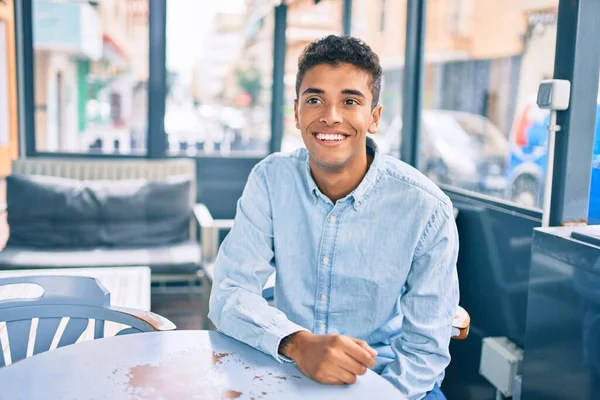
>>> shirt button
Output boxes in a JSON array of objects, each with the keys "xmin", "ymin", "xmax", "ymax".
[
  {"xmin": 329, "ymin": 215, "xmax": 336, "ymax": 222},
  {"xmin": 321, "ymin": 295, "xmax": 327, "ymax": 301},
  {"xmin": 356, "ymin": 201, "xmax": 362, "ymax": 207},
  {"xmin": 320, "ymin": 323, "xmax": 326, "ymax": 330},
  {"xmin": 323, "ymin": 257, "xmax": 329, "ymax": 264}
]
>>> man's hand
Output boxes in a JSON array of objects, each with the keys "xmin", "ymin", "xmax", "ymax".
[{"xmin": 279, "ymin": 331, "xmax": 377, "ymax": 385}]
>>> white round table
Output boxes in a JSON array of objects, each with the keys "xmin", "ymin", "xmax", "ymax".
[{"xmin": 0, "ymin": 330, "xmax": 405, "ymax": 399}]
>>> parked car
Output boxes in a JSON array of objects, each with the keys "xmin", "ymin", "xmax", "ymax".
[
  {"xmin": 378, "ymin": 110, "xmax": 509, "ymax": 197},
  {"xmin": 507, "ymin": 100, "xmax": 600, "ymax": 222}
]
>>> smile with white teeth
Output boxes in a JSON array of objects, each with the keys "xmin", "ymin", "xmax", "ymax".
[{"xmin": 315, "ymin": 133, "xmax": 347, "ymax": 141}]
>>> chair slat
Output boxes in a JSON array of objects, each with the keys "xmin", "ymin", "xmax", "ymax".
[
  {"xmin": 57, "ymin": 318, "xmax": 88, "ymax": 348},
  {"xmin": 7, "ymin": 319, "xmax": 31, "ymax": 363},
  {"xmin": 33, "ymin": 318, "xmax": 61, "ymax": 355},
  {"xmin": 0, "ymin": 338, "xmax": 5, "ymax": 367},
  {"xmin": 94, "ymin": 319, "xmax": 105, "ymax": 340}
]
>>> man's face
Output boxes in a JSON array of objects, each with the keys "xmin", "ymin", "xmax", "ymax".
[{"xmin": 294, "ymin": 63, "xmax": 382, "ymax": 171}]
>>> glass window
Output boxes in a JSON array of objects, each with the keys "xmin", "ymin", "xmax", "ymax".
[
  {"xmin": 589, "ymin": 79, "xmax": 600, "ymax": 224},
  {"xmin": 421, "ymin": 0, "xmax": 558, "ymax": 207},
  {"xmin": 32, "ymin": 0, "xmax": 149, "ymax": 155},
  {"xmin": 165, "ymin": 0, "xmax": 271, "ymax": 157},
  {"xmin": 281, "ymin": 0, "xmax": 405, "ymax": 157}
]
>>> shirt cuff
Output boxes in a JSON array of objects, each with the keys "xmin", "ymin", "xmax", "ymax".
[{"xmin": 260, "ymin": 318, "xmax": 308, "ymax": 363}]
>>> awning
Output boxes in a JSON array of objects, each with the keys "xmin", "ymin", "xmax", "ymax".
[{"xmin": 102, "ymin": 34, "xmax": 130, "ymax": 66}]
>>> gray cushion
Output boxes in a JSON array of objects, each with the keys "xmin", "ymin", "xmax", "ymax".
[
  {"xmin": 6, "ymin": 174, "xmax": 193, "ymax": 248},
  {"xmin": 0, "ymin": 241, "xmax": 201, "ymax": 274}
]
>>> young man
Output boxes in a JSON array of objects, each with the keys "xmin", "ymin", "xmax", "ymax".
[{"xmin": 209, "ymin": 35, "xmax": 459, "ymax": 400}]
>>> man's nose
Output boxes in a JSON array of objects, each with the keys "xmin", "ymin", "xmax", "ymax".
[{"xmin": 319, "ymin": 104, "xmax": 343, "ymax": 125}]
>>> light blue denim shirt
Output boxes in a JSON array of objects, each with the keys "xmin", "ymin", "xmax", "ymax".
[{"xmin": 209, "ymin": 138, "xmax": 460, "ymax": 400}]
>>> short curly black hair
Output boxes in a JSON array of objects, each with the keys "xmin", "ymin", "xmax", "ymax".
[{"xmin": 295, "ymin": 35, "xmax": 382, "ymax": 109}]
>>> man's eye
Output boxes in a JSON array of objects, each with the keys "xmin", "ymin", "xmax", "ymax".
[
  {"xmin": 307, "ymin": 98, "xmax": 321, "ymax": 104},
  {"xmin": 345, "ymin": 99, "xmax": 358, "ymax": 105}
]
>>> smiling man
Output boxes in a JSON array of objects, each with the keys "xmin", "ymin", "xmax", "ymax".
[{"xmin": 209, "ymin": 35, "xmax": 459, "ymax": 400}]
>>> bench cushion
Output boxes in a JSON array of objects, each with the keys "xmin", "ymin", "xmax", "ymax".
[
  {"xmin": 0, "ymin": 241, "xmax": 201, "ymax": 275},
  {"xmin": 7, "ymin": 174, "xmax": 193, "ymax": 248}
]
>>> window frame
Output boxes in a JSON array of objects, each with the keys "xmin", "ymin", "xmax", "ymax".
[
  {"xmin": 13, "ymin": 0, "xmax": 598, "ymax": 223},
  {"xmin": 399, "ymin": 0, "xmax": 598, "ymax": 223}
]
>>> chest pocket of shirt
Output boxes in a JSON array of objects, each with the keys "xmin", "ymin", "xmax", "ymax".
[{"xmin": 328, "ymin": 273, "xmax": 380, "ymax": 336}]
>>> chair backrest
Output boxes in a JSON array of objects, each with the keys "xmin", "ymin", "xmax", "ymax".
[
  {"xmin": 11, "ymin": 158, "xmax": 198, "ymax": 239},
  {"xmin": 0, "ymin": 275, "xmax": 159, "ymax": 367}
]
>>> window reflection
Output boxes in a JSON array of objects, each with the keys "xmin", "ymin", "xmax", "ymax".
[
  {"xmin": 33, "ymin": 0, "xmax": 149, "ymax": 155},
  {"xmin": 422, "ymin": 0, "xmax": 558, "ymax": 206},
  {"xmin": 166, "ymin": 0, "xmax": 272, "ymax": 157}
]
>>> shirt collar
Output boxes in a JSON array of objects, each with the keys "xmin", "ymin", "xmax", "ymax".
[{"xmin": 304, "ymin": 136, "xmax": 385, "ymax": 209}]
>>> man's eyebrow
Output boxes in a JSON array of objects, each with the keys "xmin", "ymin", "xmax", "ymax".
[
  {"xmin": 341, "ymin": 89, "xmax": 366, "ymax": 98},
  {"xmin": 302, "ymin": 87, "xmax": 324, "ymax": 95},
  {"xmin": 302, "ymin": 88, "xmax": 366, "ymax": 98}
]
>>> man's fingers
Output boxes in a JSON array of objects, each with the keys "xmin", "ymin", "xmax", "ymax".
[
  {"xmin": 337, "ymin": 353, "xmax": 368, "ymax": 376},
  {"xmin": 329, "ymin": 366, "xmax": 358, "ymax": 385},
  {"xmin": 352, "ymin": 338, "xmax": 378, "ymax": 357},
  {"xmin": 342, "ymin": 338, "xmax": 376, "ymax": 368},
  {"xmin": 322, "ymin": 376, "xmax": 346, "ymax": 385}
]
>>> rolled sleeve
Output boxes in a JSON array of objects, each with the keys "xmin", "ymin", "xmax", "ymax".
[{"xmin": 260, "ymin": 317, "xmax": 308, "ymax": 362}]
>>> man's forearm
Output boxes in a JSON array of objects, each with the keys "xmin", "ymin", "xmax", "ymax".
[{"xmin": 210, "ymin": 285, "xmax": 307, "ymax": 361}]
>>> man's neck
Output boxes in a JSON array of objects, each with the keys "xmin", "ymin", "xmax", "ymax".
[{"xmin": 310, "ymin": 153, "xmax": 374, "ymax": 203}]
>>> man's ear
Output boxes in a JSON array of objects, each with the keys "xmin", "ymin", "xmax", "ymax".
[
  {"xmin": 294, "ymin": 99, "xmax": 300, "ymax": 129},
  {"xmin": 368, "ymin": 104, "xmax": 383, "ymax": 134}
]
